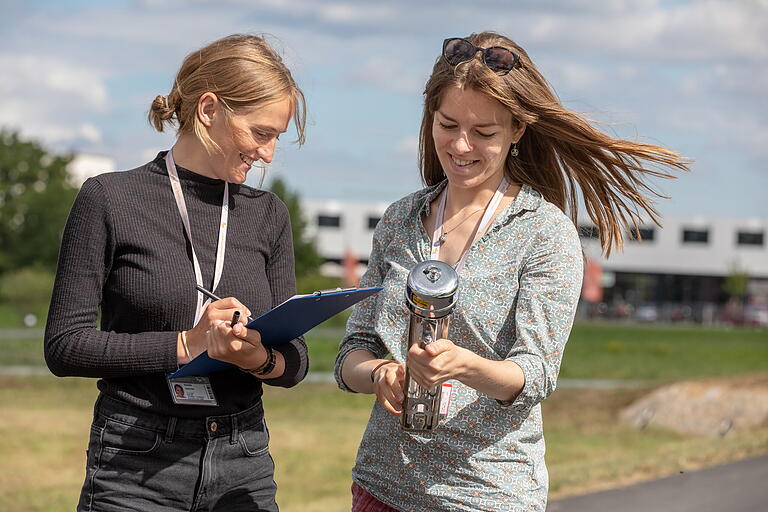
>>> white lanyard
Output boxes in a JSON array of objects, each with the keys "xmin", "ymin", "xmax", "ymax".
[
  {"xmin": 430, "ymin": 178, "xmax": 509, "ymax": 273},
  {"xmin": 165, "ymin": 149, "xmax": 229, "ymax": 326}
]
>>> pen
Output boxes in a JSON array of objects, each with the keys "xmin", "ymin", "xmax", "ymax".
[
  {"xmin": 195, "ymin": 284, "xmax": 253, "ymax": 323},
  {"xmin": 231, "ymin": 310, "xmax": 241, "ymax": 326}
]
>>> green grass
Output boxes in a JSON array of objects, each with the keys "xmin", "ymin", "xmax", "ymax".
[
  {"xmin": 306, "ymin": 322, "xmax": 768, "ymax": 379},
  {"xmin": 306, "ymin": 334, "xmax": 343, "ymax": 373},
  {"xmin": 0, "ymin": 304, "xmax": 26, "ymax": 328},
  {"xmin": 543, "ymin": 385, "xmax": 768, "ymax": 495},
  {"xmin": 2, "ymin": 321, "xmax": 765, "ymax": 511},
  {"xmin": 4, "ymin": 322, "xmax": 767, "ymax": 383},
  {"xmin": 1, "ymin": 336, "xmax": 45, "ymax": 366},
  {"xmin": 560, "ymin": 323, "xmax": 768, "ymax": 381},
  {"xmin": 1, "ymin": 376, "xmax": 766, "ymax": 512}
]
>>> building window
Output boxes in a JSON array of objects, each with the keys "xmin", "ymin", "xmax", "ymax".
[
  {"xmin": 737, "ymin": 231, "xmax": 764, "ymax": 246},
  {"xmin": 368, "ymin": 216, "xmax": 381, "ymax": 230},
  {"xmin": 628, "ymin": 227, "xmax": 655, "ymax": 242},
  {"xmin": 578, "ymin": 225, "xmax": 599, "ymax": 239},
  {"xmin": 682, "ymin": 228, "xmax": 708, "ymax": 244},
  {"xmin": 317, "ymin": 215, "xmax": 341, "ymax": 228}
]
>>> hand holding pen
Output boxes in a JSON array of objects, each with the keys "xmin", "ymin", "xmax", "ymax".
[
  {"xmin": 195, "ymin": 284, "xmax": 254, "ymax": 323},
  {"xmin": 182, "ymin": 285, "xmax": 273, "ymax": 372},
  {"xmin": 178, "ymin": 286, "xmax": 253, "ymax": 361}
]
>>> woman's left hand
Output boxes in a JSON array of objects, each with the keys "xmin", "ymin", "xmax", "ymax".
[
  {"xmin": 207, "ymin": 320, "xmax": 269, "ymax": 370},
  {"xmin": 406, "ymin": 338, "xmax": 471, "ymax": 389}
]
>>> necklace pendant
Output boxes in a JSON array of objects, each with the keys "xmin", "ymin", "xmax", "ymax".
[{"xmin": 435, "ymin": 233, "xmax": 447, "ymax": 246}]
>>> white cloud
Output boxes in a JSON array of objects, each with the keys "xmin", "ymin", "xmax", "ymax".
[
  {"xmin": 317, "ymin": 3, "xmax": 398, "ymax": 23},
  {"xmin": 653, "ymin": 104, "xmax": 768, "ymax": 160},
  {"xmin": 140, "ymin": 147, "xmax": 163, "ymax": 163},
  {"xmin": 618, "ymin": 65, "xmax": 639, "ymax": 80},
  {"xmin": 34, "ymin": 0, "xmax": 765, "ymax": 67},
  {"xmin": 346, "ymin": 57, "xmax": 426, "ymax": 94},
  {"xmin": 0, "ymin": 55, "xmax": 107, "ymax": 109},
  {"xmin": 0, "ymin": 0, "xmax": 765, "ymax": 215},
  {"xmin": 559, "ymin": 63, "xmax": 602, "ymax": 90},
  {"xmin": 0, "ymin": 54, "xmax": 108, "ymax": 146},
  {"xmin": 79, "ymin": 123, "xmax": 102, "ymax": 143},
  {"xmin": 520, "ymin": 0, "xmax": 768, "ymax": 62}
]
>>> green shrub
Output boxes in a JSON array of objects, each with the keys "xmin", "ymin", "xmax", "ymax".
[
  {"xmin": 0, "ymin": 266, "xmax": 54, "ymax": 324},
  {"xmin": 296, "ymin": 273, "xmax": 343, "ymax": 295}
]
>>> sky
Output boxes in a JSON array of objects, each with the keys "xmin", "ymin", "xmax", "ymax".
[{"xmin": 1, "ymin": 0, "xmax": 767, "ymax": 219}]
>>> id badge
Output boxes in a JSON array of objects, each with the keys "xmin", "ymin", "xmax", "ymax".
[
  {"xmin": 439, "ymin": 383, "xmax": 453, "ymax": 416},
  {"xmin": 168, "ymin": 376, "xmax": 218, "ymax": 406}
]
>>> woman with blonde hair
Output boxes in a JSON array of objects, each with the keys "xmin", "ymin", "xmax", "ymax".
[
  {"xmin": 46, "ymin": 34, "xmax": 307, "ymax": 511},
  {"xmin": 336, "ymin": 31, "xmax": 689, "ymax": 511}
]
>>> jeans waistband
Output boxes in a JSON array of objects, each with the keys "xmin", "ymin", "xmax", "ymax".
[{"xmin": 95, "ymin": 394, "xmax": 265, "ymax": 442}]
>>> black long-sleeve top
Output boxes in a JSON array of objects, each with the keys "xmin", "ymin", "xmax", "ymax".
[{"xmin": 44, "ymin": 152, "xmax": 308, "ymax": 417}]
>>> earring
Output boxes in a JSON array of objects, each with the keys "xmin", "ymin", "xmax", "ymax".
[{"xmin": 510, "ymin": 143, "xmax": 519, "ymax": 157}]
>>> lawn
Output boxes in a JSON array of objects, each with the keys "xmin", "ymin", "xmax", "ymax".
[
  {"xmin": 6, "ymin": 322, "xmax": 765, "ymax": 381},
  {"xmin": 560, "ymin": 323, "xmax": 768, "ymax": 381},
  {"xmin": 1, "ymin": 322, "xmax": 766, "ymax": 511},
  {"xmin": 1, "ymin": 376, "xmax": 766, "ymax": 512},
  {"xmin": 308, "ymin": 322, "xmax": 768, "ymax": 380}
]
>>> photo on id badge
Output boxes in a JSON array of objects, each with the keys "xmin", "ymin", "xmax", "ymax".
[{"xmin": 167, "ymin": 376, "xmax": 218, "ymax": 406}]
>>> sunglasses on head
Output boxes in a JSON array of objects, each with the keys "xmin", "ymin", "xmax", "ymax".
[{"xmin": 442, "ymin": 37, "xmax": 521, "ymax": 75}]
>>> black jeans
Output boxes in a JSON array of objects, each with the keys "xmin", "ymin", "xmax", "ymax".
[{"xmin": 78, "ymin": 394, "xmax": 278, "ymax": 512}]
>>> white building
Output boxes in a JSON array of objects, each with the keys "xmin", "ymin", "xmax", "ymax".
[
  {"xmin": 579, "ymin": 218, "xmax": 768, "ymax": 280},
  {"xmin": 302, "ymin": 199, "xmax": 390, "ymax": 278},
  {"xmin": 301, "ymin": 199, "xmax": 767, "ymax": 322},
  {"xmin": 303, "ymin": 200, "xmax": 767, "ymax": 278},
  {"xmin": 576, "ymin": 217, "xmax": 768, "ymax": 323}
]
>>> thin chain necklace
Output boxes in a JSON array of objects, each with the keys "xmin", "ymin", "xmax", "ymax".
[{"xmin": 435, "ymin": 190, "xmax": 489, "ymax": 246}]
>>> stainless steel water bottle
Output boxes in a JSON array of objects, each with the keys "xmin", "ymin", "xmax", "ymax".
[{"xmin": 400, "ymin": 260, "xmax": 459, "ymax": 432}]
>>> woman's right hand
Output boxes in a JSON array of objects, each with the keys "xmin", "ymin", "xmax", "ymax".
[
  {"xmin": 371, "ymin": 361, "xmax": 406, "ymax": 416},
  {"xmin": 180, "ymin": 297, "xmax": 252, "ymax": 363}
]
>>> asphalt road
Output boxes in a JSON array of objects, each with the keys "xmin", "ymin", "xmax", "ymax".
[{"xmin": 548, "ymin": 454, "xmax": 768, "ymax": 512}]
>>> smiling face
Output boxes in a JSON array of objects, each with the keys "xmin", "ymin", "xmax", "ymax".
[
  {"xmin": 206, "ymin": 94, "xmax": 293, "ymax": 184},
  {"xmin": 432, "ymin": 86, "xmax": 524, "ymax": 191}
]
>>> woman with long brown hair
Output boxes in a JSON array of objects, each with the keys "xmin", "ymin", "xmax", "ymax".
[
  {"xmin": 46, "ymin": 34, "xmax": 307, "ymax": 511},
  {"xmin": 335, "ymin": 31, "xmax": 688, "ymax": 511}
]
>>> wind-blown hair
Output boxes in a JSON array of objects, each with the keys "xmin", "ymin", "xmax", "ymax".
[
  {"xmin": 149, "ymin": 34, "xmax": 306, "ymax": 154},
  {"xmin": 419, "ymin": 31, "xmax": 690, "ymax": 255}
]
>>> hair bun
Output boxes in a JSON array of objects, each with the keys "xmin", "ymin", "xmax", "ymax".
[
  {"xmin": 152, "ymin": 95, "xmax": 170, "ymax": 111},
  {"xmin": 149, "ymin": 95, "xmax": 175, "ymax": 132}
]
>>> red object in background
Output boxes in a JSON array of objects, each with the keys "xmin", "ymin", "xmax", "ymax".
[
  {"xmin": 343, "ymin": 248, "xmax": 360, "ymax": 287},
  {"xmin": 582, "ymin": 257, "xmax": 603, "ymax": 303}
]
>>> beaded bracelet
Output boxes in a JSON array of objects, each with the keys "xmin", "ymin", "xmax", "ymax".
[{"xmin": 243, "ymin": 347, "xmax": 276, "ymax": 378}]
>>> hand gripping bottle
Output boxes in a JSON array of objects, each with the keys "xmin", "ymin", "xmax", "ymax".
[{"xmin": 400, "ymin": 260, "xmax": 459, "ymax": 432}]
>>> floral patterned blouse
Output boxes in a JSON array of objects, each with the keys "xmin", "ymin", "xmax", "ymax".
[{"xmin": 334, "ymin": 181, "xmax": 584, "ymax": 512}]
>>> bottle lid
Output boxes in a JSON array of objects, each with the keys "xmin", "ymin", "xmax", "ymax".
[{"xmin": 405, "ymin": 260, "xmax": 459, "ymax": 319}]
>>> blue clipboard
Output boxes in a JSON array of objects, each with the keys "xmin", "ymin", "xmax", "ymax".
[{"xmin": 169, "ymin": 286, "xmax": 382, "ymax": 378}]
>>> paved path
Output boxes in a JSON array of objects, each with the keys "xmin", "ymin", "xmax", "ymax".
[{"xmin": 548, "ymin": 454, "xmax": 768, "ymax": 512}]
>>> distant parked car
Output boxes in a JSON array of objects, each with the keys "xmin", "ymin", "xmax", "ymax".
[
  {"xmin": 635, "ymin": 304, "xmax": 659, "ymax": 323},
  {"xmin": 744, "ymin": 305, "xmax": 768, "ymax": 327}
]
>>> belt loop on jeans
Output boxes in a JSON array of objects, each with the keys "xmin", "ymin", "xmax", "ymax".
[
  {"xmin": 164, "ymin": 416, "xmax": 177, "ymax": 443},
  {"xmin": 93, "ymin": 393, "xmax": 105, "ymax": 417},
  {"xmin": 230, "ymin": 414, "xmax": 239, "ymax": 445}
]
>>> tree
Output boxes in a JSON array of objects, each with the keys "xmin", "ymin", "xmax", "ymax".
[
  {"xmin": 0, "ymin": 130, "xmax": 78, "ymax": 275},
  {"xmin": 267, "ymin": 177, "xmax": 323, "ymax": 278},
  {"xmin": 724, "ymin": 269, "xmax": 749, "ymax": 303}
]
